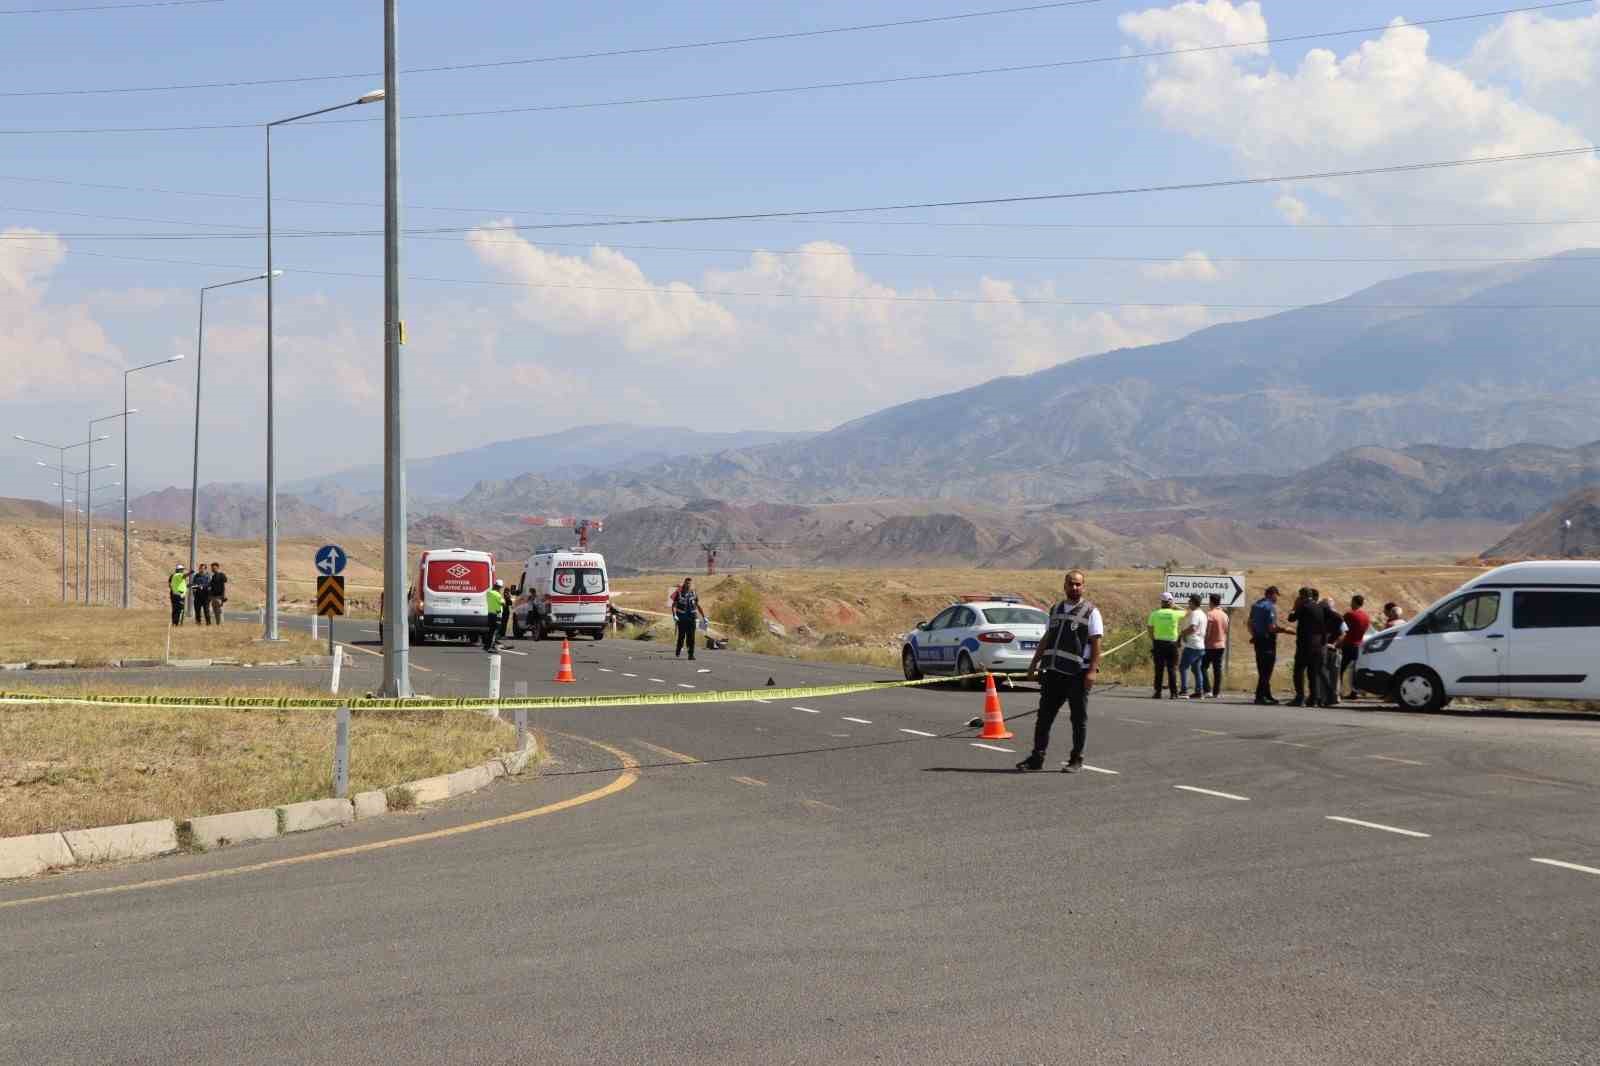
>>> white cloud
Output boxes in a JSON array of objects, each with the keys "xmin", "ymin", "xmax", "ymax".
[
  {"xmin": 1141, "ymin": 250, "xmax": 1224, "ymax": 282},
  {"xmin": 1468, "ymin": 4, "xmax": 1600, "ymax": 102},
  {"xmin": 1273, "ymin": 194, "xmax": 1312, "ymax": 225},
  {"xmin": 0, "ymin": 229, "xmax": 121, "ymax": 402},
  {"xmin": 1119, "ymin": 2, "xmax": 1600, "ymax": 254}
]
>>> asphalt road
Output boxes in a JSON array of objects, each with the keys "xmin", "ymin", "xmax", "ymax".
[{"xmin": 3, "ymin": 618, "xmax": 1598, "ymax": 1064}]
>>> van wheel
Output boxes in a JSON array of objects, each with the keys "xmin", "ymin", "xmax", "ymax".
[
  {"xmin": 593, "ymin": 627, "xmax": 605, "ymax": 641},
  {"xmin": 956, "ymin": 652, "xmax": 982, "ymax": 691},
  {"xmin": 1394, "ymin": 666, "xmax": 1446, "ymax": 712},
  {"xmin": 902, "ymin": 647, "xmax": 922, "ymax": 681}
]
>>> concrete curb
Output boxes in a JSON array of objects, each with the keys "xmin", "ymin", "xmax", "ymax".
[
  {"xmin": 1, "ymin": 657, "xmax": 342, "ymax": 671},
  {"xmin": 0, "ymin": 732, "xmax": 541, "ymax": 882}
]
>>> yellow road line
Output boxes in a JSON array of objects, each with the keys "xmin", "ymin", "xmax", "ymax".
[
  {"xmin": 0, "ymin": 733, "xmax": 638, "ymax": 912},
  {"xmin": 630, "ymin": 738, "xmax": 702, "ymax": 764},
  {"xmin": 732, "ymin": 775, "xmax": 767, "ymax": 788}
]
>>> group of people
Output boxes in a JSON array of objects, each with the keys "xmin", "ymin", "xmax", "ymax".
[
  {"xmin": 1146, "ymin": 591, "xmax": 1231, "ymax": 699},
  {"xmin": 1247, "ymin": 586, "xmax": 1404, "ymax": 707},
  {"xmin": 167, "ymin": 562, "xmax": 228, "ymax": 625}
]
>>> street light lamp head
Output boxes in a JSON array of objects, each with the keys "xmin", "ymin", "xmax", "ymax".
[
  {"xmin": 168, "ymin": 354, "xmax": 185, "ymax": 363},
  {"xmin": 358, "ymin": 89, "xmax": 386, "ymax": 104}
]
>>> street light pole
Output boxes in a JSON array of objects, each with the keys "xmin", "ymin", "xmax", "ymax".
[
  {"xmin": 87, "ymin": 411, "xmax": 133, "ymax": 605},
  {"xmin": 190, "ymin": 275, "xmax": 273, "ymax": 617},
  {"xmin": 15, "ymin": 434, "xmax": 101, "ymax": 601},
  {"xmin": 263, "ymin": 89, "xmax": 384, "ymax": 643},
  {"xmin": 124, "ymin": 355, "xmax": 183, "ymax": 608},
  {"xmin": 381, "ymin": 0, "xmax": 410, "ymax": 697}
]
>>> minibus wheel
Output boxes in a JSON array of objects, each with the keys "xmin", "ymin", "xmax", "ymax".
[{"xmin": 1394, "ymin": 665, "xmax": 1446, "ymax": 713}]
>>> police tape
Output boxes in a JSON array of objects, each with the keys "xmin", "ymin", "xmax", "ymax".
[{"xmin": 0, "ymin": 672, "xmax": 990, "ymax": 713}]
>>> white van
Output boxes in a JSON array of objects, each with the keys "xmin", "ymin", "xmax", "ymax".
[
  {"xmin": 407, "ymin": 548, "xmax": 496, "ymax": 644},
  {"xmin": 1354, "ymin": 560, "xmax": 1600, "ymax": 711},
  {"xmin": 512, "ymin": 549, "xmax": 610, "ymax": 641}
]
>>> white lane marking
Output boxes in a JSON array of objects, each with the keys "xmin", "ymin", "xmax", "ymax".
[
  {"xmin": 1325, "ymin": 815, "xmax": 1431, "ymax": 838},
  {"xmin": 677, "ymin": 683, "xmax": 696, "ymax": 689},
  {"xmin": 899, "ymin": 728, "xmax": 938, "ymax": 737},
  {"xmin": 648, "ymin": 677, "xmax": 666, "ymax": 683},
  {"xmin": 971, "ymin": 742, "xmax": 1015, "ymax": 753},
  {"xmin": 1082, "ymin": 764, "xmax": 1120, "ymax": 775},
  {"xmin": 841, "ymin": 716, "xmax": 873, "ymax": 725},
  {"xmin": 1118, "ymin": 717, "xmax": 1154, "ymax": 725},
  {"xmin": 1530, "ymin": 857, "xmax": 1600, "ymax": 877},
  {"xmin": 697, "ymin": 668, "xmax": 711, "ymax": 674},
  {"xmin": 1369, "ymin": 754, "xmax": 1427, "ymax": 766},
  {"xmin": 598, "ymin": 668, "xmax": 614, "ymax": 673},
  {"xmin": 622, "ymin": 673, "xmax": 638, "ymax": 678},
  {"xmin": 1270, "ymin": 740, "xmax": 1314, "ymax": 749},
  {"xmin": 1191, "ymin": 728, "xmax": 1229, "ymax": 736},
  {"xmin": 792, "ymin": 705, "xmax": 819, "ymax": 714},
  {"xmin": 751, "ymin": 698, "xmax": 773, "ymax": 705},
  {"xmin": 499, "ymin": 649, "xmax": 529, "ymax": 656},
  {"xmin": 1173, "ymin": 785, "xmax": 1250, "ymax": 802}
]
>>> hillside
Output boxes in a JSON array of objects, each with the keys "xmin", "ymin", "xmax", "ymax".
[{"xmin": 1483, "ymin": 487, "xmax": 1600, "ymax": 559}]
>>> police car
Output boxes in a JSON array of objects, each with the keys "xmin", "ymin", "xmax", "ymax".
[{"xmin": 900, "ymin": 596, "xmax": 1050, "ymax": 688}]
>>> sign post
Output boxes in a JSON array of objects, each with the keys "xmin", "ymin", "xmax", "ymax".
[
  {"xmin": 1166, "ymin": 572, "xmax": 1248, "ymax": 694},
  {"xmin": 316, "ymin": 544, "xmax": 348, "ymax": 655}
]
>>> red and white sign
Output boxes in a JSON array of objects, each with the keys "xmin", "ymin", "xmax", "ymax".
[{"xmin": 427, "ymin": 558, "xmax": 489, "ymax": 593}]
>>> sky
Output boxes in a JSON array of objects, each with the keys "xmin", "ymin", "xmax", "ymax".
[{"xmin": 3, "ymin": 0, "xmax": 1600, "ymax": 503}]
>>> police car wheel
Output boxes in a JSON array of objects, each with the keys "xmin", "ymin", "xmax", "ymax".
[
  {"xmin": 901, "ymin": 647, "xmax": 922, "ymax": 681},
  {"xmin": 956, "ymin": 651, "xmax": 982, "ymax": 691}
]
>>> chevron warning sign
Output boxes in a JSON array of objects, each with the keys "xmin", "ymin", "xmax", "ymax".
[{"xmin": 316, "ymin": 575, "xmax": 346, "ymax": 617}]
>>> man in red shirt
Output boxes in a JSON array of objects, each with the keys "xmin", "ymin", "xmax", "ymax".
[{"xmin": 1340, "ymin": 594, "xmax": 1371, "ymax": 700}]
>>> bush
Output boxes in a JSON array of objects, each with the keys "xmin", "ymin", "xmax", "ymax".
[{"xmin": 725, "ymin": 584, "xmax": 766, "ymax": 638}]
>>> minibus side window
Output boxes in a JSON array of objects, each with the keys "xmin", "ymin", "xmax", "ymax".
[
  {"xmin": 1512, "ymin": 590, "xmax": 1600, "ymax": 629},
  {"xmin": 1418, "ymin": 592, "xmax": 1500, "ymax": 634}
]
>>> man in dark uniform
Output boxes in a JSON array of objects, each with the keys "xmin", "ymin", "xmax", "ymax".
[
  {"xmin": 673, "ymin": 577, "xmax": 707, "ymax": 660},
  {"xmin": 1018, "ymin": 569, "xmax": 1104, "ymax": 773},
  {"xmin": 1288, "ymin": 588, "xmax": 1326, "ymax": 707}
]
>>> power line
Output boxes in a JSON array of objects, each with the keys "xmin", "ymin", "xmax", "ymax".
[
  {"xmin": 6, "ymin": 237, "xmax": 1600, "ymax": 312},
  {"xmin": 0, "ymin": 1, "xmax": 1585, "ymax": 127},
  {"xmin": 1, "ymin": 0, "xmax": 218, "ymax": 13},
  {"xmin": 4, "ymin": 145, "xmax": 1595, "ymax": 238},
  {"xmin": 0, "ymin": 0, "xmax": 1110, "ymax": 97}
]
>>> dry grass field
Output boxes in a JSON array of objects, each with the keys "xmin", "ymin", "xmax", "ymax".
[
  {"xmin": 0, "ymin": 695, "xmax": 517, "ymax": 837},
  {"xmin": 0, "ymin": 606, "xmax": 326, "ymax": 666}
]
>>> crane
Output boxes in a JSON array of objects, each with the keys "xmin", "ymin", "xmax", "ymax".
[{"xmin": 521, "ymin": 515, "xmax": 604, "ymax": 549}]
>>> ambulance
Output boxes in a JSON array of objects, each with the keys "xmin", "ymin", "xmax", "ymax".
[
  {"xmin": 407, "ymin": 548, "xmax": 497, "ymax": 644},
  {"xmin": 513, "ymin": 548, "xmax": 610, "ymax": 641}
]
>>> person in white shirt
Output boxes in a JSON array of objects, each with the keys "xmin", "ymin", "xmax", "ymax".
[
  {"xmin": 1179, "ymin": 594, "xmax": 1208, "ymax": 698},
  {"xmin": 1019, "ymin": 569, "xmax": 1103, "ymax": 773}
]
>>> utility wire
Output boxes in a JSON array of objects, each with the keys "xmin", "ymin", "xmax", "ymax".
[
  {"xmin": 3, "ymin": 145, "xmax": 1596, "ymax": 237},
  {"xmin": 0, "ymin": 1, "xmax": 1585, "ymax": 125},
  {"xmin": 1, "ymin": 0, "xmax": 217, "ymax": 13}
]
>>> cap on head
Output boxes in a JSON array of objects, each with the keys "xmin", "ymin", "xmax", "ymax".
[
  {"xmin": 1160, "ymin": 591, "xmax": 1174, "ymax": 603},
  {"xmin": 174, "ymin": 564, "xmax": 184, "ymax": 572},
  {"xmin": 493, "ymin": 578, "xmax": 504, "ymax": 587}
]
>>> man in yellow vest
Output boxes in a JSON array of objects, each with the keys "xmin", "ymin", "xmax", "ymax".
[
  {"xmin": 1147, "ymin": 591, "xmax": 1183, "ymax": 698},
  {"xmin": 483, "ymin": 581, "xmax": 505, "ymax": 652},
  {"xmin": 169, "ymin": 565, "xmax": 188, "ymax": 626}
]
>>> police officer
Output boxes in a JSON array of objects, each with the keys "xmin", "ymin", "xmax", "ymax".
[
  {"xmin": 484, "ymin": 580, "xmax": 505, "ymax": 652},
  {"xmin": 495, "ymin": 578, "xmax": 513, "ymax": 645},
  {"xmin": 168, "ymin": 565, "xmax": 188, "ymax": 625},
  {"xmin": 1018, "ymin": 569, "xmax": 1104, "ymax": 773}
]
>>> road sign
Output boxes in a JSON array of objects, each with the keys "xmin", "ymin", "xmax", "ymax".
[
  {"xmin": 315, "ymin": 544, "xmax": 347, "ymax": 576},
  {"xmin": 316, "ymin": 575, "xmax": 346, "ymax": 617},
  {"xmin": 1165, "ymin": 572, "xmax": 1248, "ymax": 609}
]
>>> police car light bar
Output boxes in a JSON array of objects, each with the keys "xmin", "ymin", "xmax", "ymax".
[{"xmin": 960, "ymin": 594, "xmax": 1025, "ymax": 604}]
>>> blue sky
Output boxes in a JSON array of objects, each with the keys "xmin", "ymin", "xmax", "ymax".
[{"xmin": 3, "ymin": 0, "xmax": 1599, "ymax": 500}]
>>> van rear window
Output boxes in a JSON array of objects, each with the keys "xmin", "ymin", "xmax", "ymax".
[
  {"xmin": 553, "ymin": 567, "xmax": 606, "ymax": 595},
  {"xmin": 426, "ymin": 559, "xmax": 490, "ymax": 593},
  {"xmin": 1512, "ymin": 590, "xmax": 1600, "ymax": 629}
]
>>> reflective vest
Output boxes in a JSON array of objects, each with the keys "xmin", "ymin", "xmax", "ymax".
[
  {"xmin": 169, "ymin": 572, "xmax": 187, "ymax": 596},
  {"xmin": 1042, "ymin": 598, "xmax": 1098, "ymax": 675},
  {"xmin": 486, "ymin": 588, "xmax": 504, "ymax": 616}
]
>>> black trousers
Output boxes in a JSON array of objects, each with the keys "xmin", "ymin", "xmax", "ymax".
[
  {"xmin": 1254, "ymin": 643, "xmax": 1276, "ymax": 701},
  {"xmin": 170, "ymin": 592, "xmax": 184, "ymax": 625},
  {"xmin": 1151, "ymin": 639, "xmax": 1178, "ymax": 695},
  {"xmin": 675, "ymin": 618, "xmax": 696, "ymax": 657},
  {"xmin": 1293, "ymin": 647, "xmax": 1323, "ymax": 704},
  {"xmin": 1032, "ymin": 670, "xmax": 1088, "ymax": 760},
  {"xmin": 1203, "ymin": 648, "xmax": 1225, "ymax": 696},
  {"xmin": 192, "ymin": 592, "xmax": 210, "ymax": 625}
]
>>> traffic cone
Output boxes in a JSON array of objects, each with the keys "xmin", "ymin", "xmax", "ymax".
[
  {"xmin": 553, "ymin": 639, "xmax": 576, "ymax": 684},
  {"xmin": 976, "ymin": 673, "xmax": 1013, "ymax": 740}
]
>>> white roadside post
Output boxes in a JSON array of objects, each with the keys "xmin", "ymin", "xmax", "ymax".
[
  {"xmin": 332, "ymin": 705, "xmax": 350, "ymax": 799},
  {"xmin": 488, "ymin": 653, "xmax": 502, "ymax": 700},
  {"xmin": 330, "ymin": 645, "xmax": 343, "ymax": 694},
  {"xmin": 311, "ymin": 612, "xmax": 319, "ymax": 642}
]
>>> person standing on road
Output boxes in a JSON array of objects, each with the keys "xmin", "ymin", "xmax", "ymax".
[
  {"xmin": 1249, "ymin": 586, "xmax": 1291, "ymax": 705},
  {"xmin": 1147, "ymin": 591, "xmax": 1182, "ymax": 698},
  {"xmin": 673, "ymin": 577, "xmax": 707, "ymax": 660},
  {"xmin": 190, "ymin": 565, "xmax": 212, "ymax": 626},
  {"xmin": 483, "ymin": 581, "xmax": 505, "ymax": 652},
  {"xmin": 1018, "ymin": 569, "xmax": 1103, "ymax": 773},
  {"xmin": 1178, "ymin": 594, "xmax": 1207, "ymax": 699},
  {"xmin": 1289, "ymin": 588, "xmax": 1327, "ymax": 707},
  {"xmin": 1203, "ymin": 593, "xmax": 1229, "ymax": 699},
  {"xmin": 207, "ymin": 562, "xmax": 227, "ymax": 624},
  {"xmin": 168, "ymin": 565, "xmax": 188, "ymax": 625},
  {"xmin": 496, "ymin": 578, "xmax": 513, "ymax": 644},
  {"xmin": 1319, "ymin": 595, "xmax": 1343, "ymax": 708},
  {"xmin": 1340, "ymin": 594, "xmax": 1370, "ymax": 700}
]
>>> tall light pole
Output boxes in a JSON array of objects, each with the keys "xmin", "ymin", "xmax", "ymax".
[
  {"xmin": 56, "ymin": 464, "xmax": 113, "ymax": 600},
  {"xmin": 86, "ymin": 411, "xmax": 133, "ymax": 605},
  {"xmin": 16, "ymin": 433, "xmax": 103, "ymax": 600},
  {"xmin": 264, "ymin": 89, "xmax": 384, "ymax": 642},
  {"xmin": 381, "ymin": 0, "xmax": 410, "ymax": 697},
  {"xmin": 123, "ymin": 355, "xmax": 183, "ymax": 608}
]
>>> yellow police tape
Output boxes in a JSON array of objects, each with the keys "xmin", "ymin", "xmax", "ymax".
[{"xmin": 0, "ymin": 673, "xmax": 992, "ymax": 713}]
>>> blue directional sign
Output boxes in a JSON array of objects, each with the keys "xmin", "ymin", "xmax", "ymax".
[{"xmin": 315, "ymin": 544, "xmax": 347, "ymax": 577}]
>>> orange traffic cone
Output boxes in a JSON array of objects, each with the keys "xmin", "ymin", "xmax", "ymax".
[
  {"xmin": 553, "ymin": 639, "xmax": 576, "ymax": 684},
  {"xmin": 976, "ymin": 673, "xmax": 1013, "ymax": 739}
]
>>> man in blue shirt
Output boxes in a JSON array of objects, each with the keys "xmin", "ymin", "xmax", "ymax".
[{"xmin": 1249, "ymin": 586, "xmax": 1291, "ymax": 705}]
